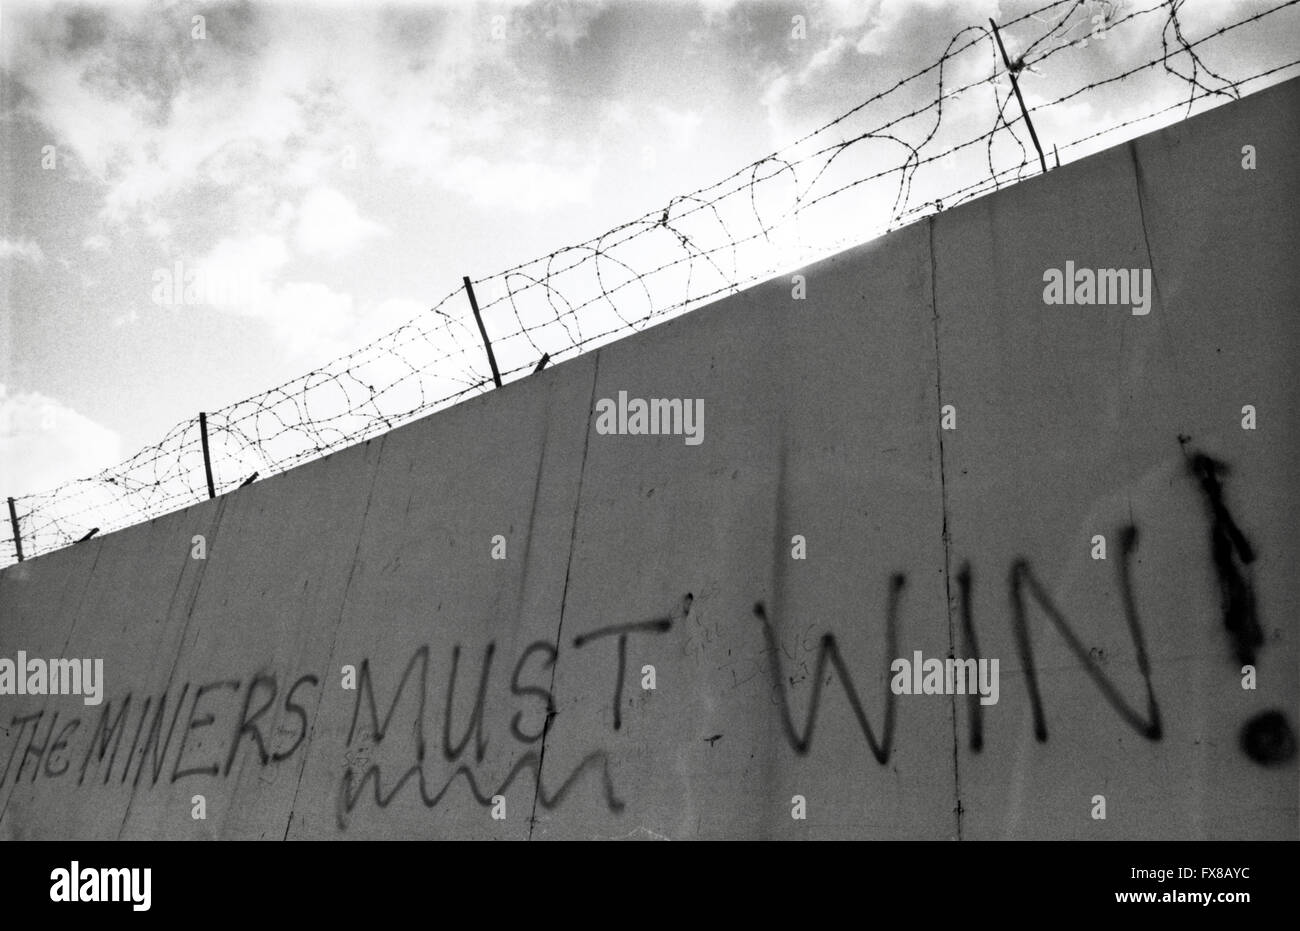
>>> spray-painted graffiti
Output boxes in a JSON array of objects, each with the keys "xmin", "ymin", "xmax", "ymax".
[
  {"xmin": 751, "ymin": 446, "xmax": 1293, "ymax": 767},
  {"xmin": 0, "ymin": 618, "xmax": 680, "ymax": 825},
  {"xmin": 0, "ymin": 446, "xmax": 1292, "ymax": 837},
  {"xmin": 752, "ymin": 574, "xmax": 904, "ymax": 763},
  {"xmin": 335, "ymin": 606, "xmax": 683, "ymax": 828},
  {"xmin": 753, "ymin": 528, "xmax": 1161, "ymax": 762},
  {"xmin": 0, "ymin": 672, "xmax": 319, "ymax": 791},
  {"xmin": 1181, "ymin": 446, "xmax": 1298, "ymax": 766}
]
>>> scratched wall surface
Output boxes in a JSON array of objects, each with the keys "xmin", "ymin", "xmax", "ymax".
[{"xmin": 1, "ymin": 79, "xmax": 1296, "ymax": 841}]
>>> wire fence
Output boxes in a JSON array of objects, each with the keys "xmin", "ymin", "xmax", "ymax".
[{"xmin": 4, "ymin": 0, "xmax": 1298, "ymax": 568}]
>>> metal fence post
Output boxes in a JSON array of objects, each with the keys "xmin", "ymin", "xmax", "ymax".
[
  {"xmin": 463, "ymin": 277, "xmax": 503, "ymax": 389},
  {"xmin": 7, "ymin": 497, "xmax": 23, "ymax": 562},
  {"xmin": 199, "ymin": 412, "xmax": 217, "ymax": 499}
]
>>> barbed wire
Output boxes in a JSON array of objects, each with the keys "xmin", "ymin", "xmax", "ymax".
[{"xmin": 4, "ymin": 0, "xmax": 1298, "ymax": 568}]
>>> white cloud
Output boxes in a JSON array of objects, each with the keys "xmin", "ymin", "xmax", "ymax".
[
  {"xmin": 190, "ymin": 233, "xmax": 291, "ymax": 314},
  {"xmin": 253, "ymin": 284, "xmax": 424, "ymax": 366},
  {"xmin": 653, "ymin": 105, "xmax": 704, "ymax": 151},
  {"xmin": 533, "ymin": 0, "xmax": 606, "ymax": 47},
  {"xmin": 171, "ymin": 229, "xmax": 414, "ymax": 360},
  {"xmin": 257, "ymin": 281, "xmax": 359, "ymax": 362},
  {"xmin": 293, "ymin": 187, "xmax": 387, "ymax": 259},
  {"xmin": 807, "ymin": 33, "xmax": 855, "ymax": 74},
  {"xmin": 440, "ymin": 153, "xmax": 602, "ymax": 211},
  {"xmin": 0, "ymin": 386, "xmax": 122, "ymax": 498},
  {"xmin": 0, "ymin": 238, "xmax": 45, "ymax": 264},
  {"xmin": 4, "ymin": 1, "xmax": 606, "ymax": 241}
]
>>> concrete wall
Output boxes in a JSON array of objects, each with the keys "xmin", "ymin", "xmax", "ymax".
[{"xmin": 1, "ymin": 78, "xmax": 1296, "ymax": 840}]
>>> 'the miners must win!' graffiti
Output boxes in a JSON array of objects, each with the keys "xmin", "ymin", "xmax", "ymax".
[{"xmin": 1, "ymin": 449, "xmax": 1293, "ymax": 829}]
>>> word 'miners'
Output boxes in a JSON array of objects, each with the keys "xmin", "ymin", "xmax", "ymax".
[
  {"xmin": 594, "ymin": 391, "xmax": 703, "ymax": 445},
  {"xmin": 0, "ymin": 672, "xmax": 319, "ymax": 791},
  {"xmin": 1042, "ymin": 262, "xmax": 1152, "ymax": 315}
]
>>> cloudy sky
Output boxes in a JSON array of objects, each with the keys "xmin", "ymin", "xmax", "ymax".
[{"xmin": 1, "ymin": 0, "xmax": 1297, "ymax": 516}]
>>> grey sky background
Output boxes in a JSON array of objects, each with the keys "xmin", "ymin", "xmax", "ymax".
[{"xmin": 1, "ymin": 0, "xmax": 1297, "ymax": 509}]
